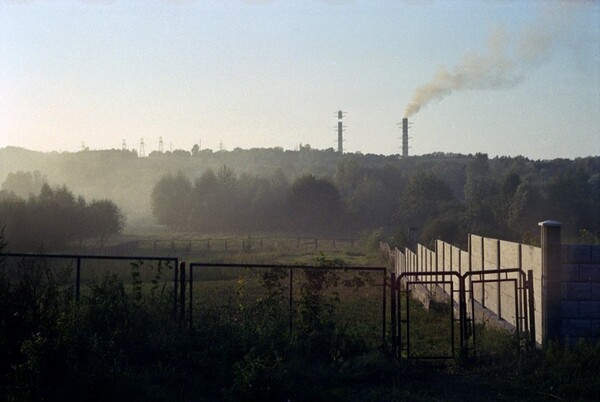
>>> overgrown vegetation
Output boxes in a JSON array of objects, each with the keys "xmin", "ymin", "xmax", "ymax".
[{"xmin": 1, "ymin": 234, "xmax": 599, "ymax": 401}]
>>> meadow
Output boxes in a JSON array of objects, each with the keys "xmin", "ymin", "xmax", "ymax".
[{"xmin": 1, "ymin": 246, "xmax": 600, "ymax": 401}]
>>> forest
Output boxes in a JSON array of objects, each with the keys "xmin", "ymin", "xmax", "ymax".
[{"xmin": 1, "ymin": 146, "xmax": 599, "ymax": 251}]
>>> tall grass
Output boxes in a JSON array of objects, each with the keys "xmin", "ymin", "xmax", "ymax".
[{"xmin": 1, "ymin": 242, "xmax": 599, "ymax": 401}]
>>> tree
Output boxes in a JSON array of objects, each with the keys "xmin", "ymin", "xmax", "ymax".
[
  {"xmin": 0, "ymin": 184, "xmax": 125, "ymax": 251},
  {"xmin": 289, "ymin": 175, "xmax": 345, "ymax": 234},
  {"xmin": 86, "ymin": 199, "xmax": 126, "ymax": 247},
  {"xmin": 545, "ymin": 167, "xmax": 595, "ymax": 240},
  {"xmin": 396, "ymin": 171, "xmax": 463, "ymax": 246},
  {"xmin": 1, "ymin": 171, "xmax": 47, "ymax": 199},
  {"xmin": 150, "ymin": 172, "xmax": 192, "ymax": 229},
  {"xmin": 464, "ymin": 153, "xmax": 496, "ymax": 235}
]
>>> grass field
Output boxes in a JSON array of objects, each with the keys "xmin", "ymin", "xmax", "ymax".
[{"xmin": 2, "ymin": 247, "xmax": 600, "ymax": 401}]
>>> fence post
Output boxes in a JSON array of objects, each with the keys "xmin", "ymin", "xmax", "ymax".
[
  {"xmin": 459, "ymin": 274, "xmax": 468, "ymax": 356},
  {"xmin": 289, "ymin": 268, "xmax": 294, "ymax": 336},
  {"xmin": 539, "ymin": 220, "xmax": 562, "ymax": 343},
  {"xmin": 382, "ymin": 269, "xmax": 387, "ymax": 347},
  {"xmin": 497, "ymin": 240, "xmax": 502, "ymax": 320},
  {"xmin": 179, "ymin": 261, "xmax": 186, "ymax": 323},
  {"xmin": 75, "ymin": 257, "xmax": 81, "ymax": 302},
  {"xmin": 173, "ymin": 260, "xmax": 179, "ymax": 319},
  {"xmin": 189, "ymin": 263, "xmax": 193, "ymax": 330},
  {"xmin": 527, "ymin": 269, "xmax": 536, "ymax": 348},
  {"xmin": 391, "ymin": 272, "xmax": 397, "ymax": 354},
  {"xmin": 480, "ymin": 236, "xmax": 485, "ymax": 308}
]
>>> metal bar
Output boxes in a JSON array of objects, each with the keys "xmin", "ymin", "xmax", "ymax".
[
  {"xmin": 189, "ymin": 262, "xmax": 385, "ymax": 272},
  {"xmin": 391, "ymin": 272, "xmax": 396, "ymax": 353},
  {"xmin": 382, "ymin": 269, "xmax": 386, "ymax": 347},
  {"xmin": 289, "ymin": 268, "xmax": 293, "ymax": 336},
  {"xmin": 0, "ymin": 252, "xmax": 177, "ymax": 263},
  {"xmin": 514, "ymin": 278, "xmax": 520, "ymax": 341},
  {"xmin": 75, "ymin": 257, "xmax": 81, "ymax": 302},
  {"xmin": 459, "ymin": 274, "xmax": 467, "ymax": 356},
  {"xmin": 405, "ymin": 284, "xmax": 410, "ymax": 358},
  {"xmin": 527, "ymin": 270, "xmax": 536, "ymax": 348},
  {"xmin": 179, "ymin": 262, "xmax": 186, "ymax": 323},
  {"xmin": 396, "ymin": 277, "xmax": 401, "ymax": 356},
  {"xmin": 189, "ymin": 262, "xmax": 193, "ymax": 330},
  {"xmin": 497, "ymin": 240, "xmax": 502, "ymax": 320},
  {"xmin": 450, "ymin": 280, "xmax": 455, "ymax": 357},
  {"xmin": 173, "ymin": 258, "xmax": 179, "ymax": 319}
]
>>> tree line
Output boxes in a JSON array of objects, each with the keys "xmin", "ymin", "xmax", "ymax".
[
  {"xmin": 0, "ymin": 174, "xmax": 125, "ymax": 251},
  {"xmin": 2, "ymin": 147, "xmax": 599, "ymax": 248},
  {"xmin": 151, "ymin": 153, "xmax": 600, "ymax": 247}
]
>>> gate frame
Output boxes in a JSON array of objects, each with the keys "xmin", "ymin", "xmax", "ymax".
[{"xmin": 392, "ymin": 268, "xmax": 535, "ymax": 359}]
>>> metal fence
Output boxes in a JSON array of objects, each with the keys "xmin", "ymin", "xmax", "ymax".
[
  {"xmin": 0, "ymin": 252, "xmax": 179, "ymax": 315},
  {"xmin": 0, "ymin": 253, "xmax": 386, "ymax": 348},
  {"xmin": 142, "ymin": 236, "xmax": 359, "ymax": 253},
  {"xmin": 182, "ymin": 262, "xmax": 387, "ymax": 348}
]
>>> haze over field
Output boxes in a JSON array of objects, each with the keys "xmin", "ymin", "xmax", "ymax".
[{"xmin": 1, "ymin": 0, "xmax": 598, "ymax": 159}]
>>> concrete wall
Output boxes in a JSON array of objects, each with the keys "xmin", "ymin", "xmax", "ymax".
[
  {"xmin": 383, "ymin": 222, "xmax": 600, "ymax": 345},
  {"xmin": 384, "ymin": 233, "xmax": 542, "ymax": 344}
]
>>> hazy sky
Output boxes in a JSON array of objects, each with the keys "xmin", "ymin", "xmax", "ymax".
[{"xmin": 1, "ymin": 0, "xmax": 598, "ymax": 159}]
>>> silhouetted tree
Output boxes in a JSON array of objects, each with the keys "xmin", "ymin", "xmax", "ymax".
[
  {"xmin": 1, "ymin": 170, "xmax": 47, "ymax": 199},
  {"xmin": 151, "ymin": 172, "xmax": 192, "ymax": 229},
  {"xmin": 289, "ymin": 174, "xmax": 345, "ymax": 235}
]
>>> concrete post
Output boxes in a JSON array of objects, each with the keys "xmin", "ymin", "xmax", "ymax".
[{"xmin": 539, "ymin": 220, "xmax": 562, "ymax": 343}]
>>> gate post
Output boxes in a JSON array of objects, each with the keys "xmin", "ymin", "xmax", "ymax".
[
  {"xmin": 391, "ymin": 272, "xmax": 397, "ymax": 354},
  {"xmin": 173, "ymin": 260, "xmax": 179, "ymax": 319},
  {"xmin": 459, "ymin": 274, "xmax": 468, "ymax": 356},
  {"xmin": 527, "ymin": 269, "xmax": 537, "ymax": 348},
  {"xmin": 75, "ymin": 257, "xmax": 81, "ymax": 302},
  {"xmin": 179, "ymin": 261, "xmax": 186, "ymax": 323},
  {"xmin": 539, "ymin": 220, "xmax": 562, "ymax": 343}
]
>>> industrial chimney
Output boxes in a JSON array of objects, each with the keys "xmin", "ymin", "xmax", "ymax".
[{"xmin": 402, "ymin": 118, "xmax": 409, "ymax": 158}]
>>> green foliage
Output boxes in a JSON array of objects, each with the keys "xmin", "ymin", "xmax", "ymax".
[
  {"xmin": 0, "ymin": 183, "xmax": 124, "ymax": 252},
  {"xmin": 3, "ymin": 247, "xmax": 600, "ymax": 401},
  {"xmin": 150, "ymin": 171, "xmax": 192, "ymax": 229},
  {"xmin": 289, "ymin": 174, "xmax": 345, "ymax": 235}
]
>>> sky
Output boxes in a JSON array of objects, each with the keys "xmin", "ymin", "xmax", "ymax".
[{"xmin": 0, "ymin": 0, "xmax": 598, "ymax": 160}]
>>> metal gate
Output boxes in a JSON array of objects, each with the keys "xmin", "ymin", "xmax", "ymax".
[{"xmin": 390, "ymin": 268, "xmax": 535, "ymax": 360}]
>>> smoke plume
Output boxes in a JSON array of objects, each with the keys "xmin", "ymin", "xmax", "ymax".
[{"xmin": 404, "ymin": 4, "xmax": 574, "ymax": 118}]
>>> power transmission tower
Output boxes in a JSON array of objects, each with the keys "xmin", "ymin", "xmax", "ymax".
[{"xmin": 139, "ymin": 138, "xmax": 145, "ymax": 157}]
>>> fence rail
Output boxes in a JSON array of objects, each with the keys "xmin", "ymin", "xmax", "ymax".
[
  {"xmin": 1, "ymin": 252, "xmax": 179, "ymax": 315},
  {"xmin": 141, "ymin": 236, "xmax": 359, "ymax": 253}
]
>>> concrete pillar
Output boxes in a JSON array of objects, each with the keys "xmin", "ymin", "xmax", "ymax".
[{"xmin": 539, "ymin": 220, "xmax": 562, "ymax": 343}]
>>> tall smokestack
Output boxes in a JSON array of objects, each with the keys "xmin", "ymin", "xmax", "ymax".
[
  {"xmin": 402, "ymin": 118, "xmax": 408, "ymax": 158},
  {"xmin": 336, "ymin": 110, "xmax": 346, "ymax": 154}
]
